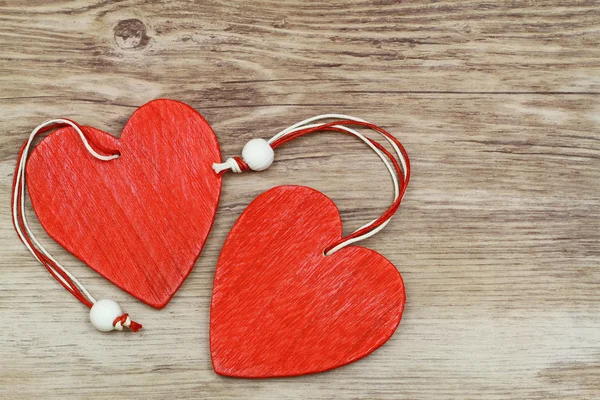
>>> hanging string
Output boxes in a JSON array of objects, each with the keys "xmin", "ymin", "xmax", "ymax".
[
  {"xmin": 12, "ymin": 119, "xmax": 141, "ymax": 332},
  {"xmin": 213, "ymin": 115, "xmax": 410, "ymax": 255}
]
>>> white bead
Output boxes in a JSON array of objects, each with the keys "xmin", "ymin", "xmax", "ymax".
[
  {"xmin": 89, "ymin": 299, "xmax": 122, "ymax": 332},
  {"xmin": 241, "ymin": 138, "xmax": 274, "ymax": 171}
]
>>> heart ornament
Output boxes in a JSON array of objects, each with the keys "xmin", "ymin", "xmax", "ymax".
[
  {"xmin": 211, "ymin": 115, "xmax": 410, "ymax": 376},
  {"xmin": 210, "ymin": 185, "xmax": 405, "ymax": 377},
  {"xmin": 24, "ymin": 99, "xmax": 221, "ymax": 309}
]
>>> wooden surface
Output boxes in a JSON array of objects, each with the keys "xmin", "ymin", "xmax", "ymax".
[{"xmin": 0, "ymin": 1, "xmax": 598, "ymax": 399}]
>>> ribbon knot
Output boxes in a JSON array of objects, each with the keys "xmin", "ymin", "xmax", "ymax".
[
  {"xmin": 212, "ymin": 157, "xmax": 249, "ymax": 174},
  {"xmin": 113, "ymin": 313, "xmax": 142, "ymax": 332}
]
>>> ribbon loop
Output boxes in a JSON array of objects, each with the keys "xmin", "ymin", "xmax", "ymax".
[{"xmin": 218, "ymin": 115, "xmax": 410, "ymax": 254}]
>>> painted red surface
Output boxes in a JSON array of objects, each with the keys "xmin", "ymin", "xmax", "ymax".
[
  {"xmin": 210, "ymin": 185, "xmax": 405, "ymax": 378},
  {"xmin": 26, "ymin": 99, "xmax": 222, "ymax": 309}
]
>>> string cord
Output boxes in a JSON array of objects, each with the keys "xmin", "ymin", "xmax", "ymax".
[
  {"xmin": 213, "ymin": 115, "xmax": 410, "ymax": 255},
  {"xmin": 12, "ymin": 119, "xmax": 141, "ymax": 331}
]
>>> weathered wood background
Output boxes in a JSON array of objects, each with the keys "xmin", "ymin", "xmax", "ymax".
[{"xmin": 1, "ymin": 1, "xmax": 599, "ymax": 399}]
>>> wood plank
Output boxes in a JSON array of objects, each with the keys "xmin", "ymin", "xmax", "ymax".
[{"xmin": 0, "ymin": 1, "xmax": 598, "ymax": 399}]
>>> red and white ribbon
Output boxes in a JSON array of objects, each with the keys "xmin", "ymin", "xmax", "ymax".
[
  {"xmin": 213, "ymin": 114, "xmax": 410, "ymax": 255},
  {"xmin": 12, "ymin": 119, "xmax": 141, "ymax": 332}
]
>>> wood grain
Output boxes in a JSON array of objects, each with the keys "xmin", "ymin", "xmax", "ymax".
[{"xmin": 0, "ymin": 1, "xmax": 598, "ymax": 399}]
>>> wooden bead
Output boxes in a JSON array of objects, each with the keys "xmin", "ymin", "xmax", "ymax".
[
  {"xmin": 241, "ymin": 138, "xmax": 274, "ymax": 171},
  {"xmin": 89, "ymin": 299, "xmax": 122, "ymax": 332}
]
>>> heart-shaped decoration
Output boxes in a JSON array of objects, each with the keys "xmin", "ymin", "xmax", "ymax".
[
  {"xmin": 26, "ymin": 99, "xmax": 221, "ymax": 308},
  {"xmin": 210, "ymin": 185, "xmax": 405, "ymax": 377}
]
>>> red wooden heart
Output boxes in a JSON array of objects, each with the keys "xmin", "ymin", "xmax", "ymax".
[
  {"xmin": 210, "ymin": 185, "xmax": 405, "ymax": 377},
  {"xmin": 26, "ymin": 99, "xmax": 221, "ymax": 308}
]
